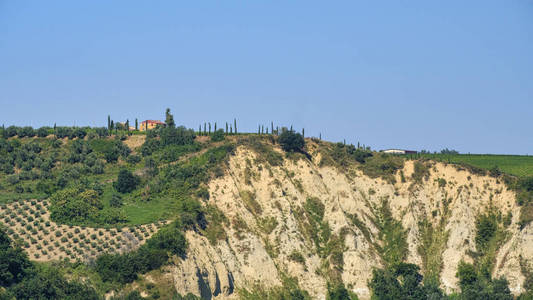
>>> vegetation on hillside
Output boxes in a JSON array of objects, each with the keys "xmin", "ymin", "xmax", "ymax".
[
  {"xmin": 1, "ymin": 112, "xmax": 533, "ymax": 299},
  {"xmin": 0, "ymin": 227, "xmax": 100, "ymax": 299}
]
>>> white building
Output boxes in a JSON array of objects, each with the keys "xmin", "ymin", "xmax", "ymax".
[{"xmin": 382, "ymin": 149, "xmax": 417, "ymax": 155}]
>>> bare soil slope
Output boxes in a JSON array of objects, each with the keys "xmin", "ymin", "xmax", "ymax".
[{"xmin": 169, "ymin": 145, "xmax": 533, "ymax": 299}]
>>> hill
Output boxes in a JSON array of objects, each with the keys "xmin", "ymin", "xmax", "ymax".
[{"xmin": 0, "ymin": 121, "xmax": 533, "ymax": 299}]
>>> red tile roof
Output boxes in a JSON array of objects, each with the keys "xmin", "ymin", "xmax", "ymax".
[{"xmin": 142, "ymin": 120, "xmax": 165, "ymax": 124}]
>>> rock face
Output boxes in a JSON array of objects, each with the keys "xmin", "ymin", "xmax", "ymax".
[{"xmin": 169, "ymin": 146, "xmax": 533, "ymax": 299}]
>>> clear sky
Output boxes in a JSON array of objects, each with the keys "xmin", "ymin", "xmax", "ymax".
[{"xmin": 1, "ymin": 1, "xmax": 532, "ymax": 154}]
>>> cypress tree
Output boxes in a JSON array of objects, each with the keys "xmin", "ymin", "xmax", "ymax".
[
  {"xmin": 266, "ymin": 127, "xmax": 269, "ymax": 134},
  {"xmin": 208, "ymin": 123, "xmax": 211, "ymax": 135},
  {"xmin": 290, "ymin": 125, "xmax": 293, "ymax": 132},
  {"xmin": 230, "ymin": 125, "xmax": 233, "ymax": 134},
  {"xmin": 319, "ymin": 133, "xmax": 321, "ymax": 140},
  {"xmin": 258, "ymin": 125, "xmax": 261, "ymax": 134},
  {"xmin": 199, "ymin": 125, "xmax": 202, "ymax": 135},
  {"xmin": 226, "ymin": 122, "xmax": 228, "ymax": 134},
  {"xmin": 234, "ymin": 119, "xmax": 237, "ymax": 134},
  {"xmin": 135, "ymin": 118, "xmax": 138, "ymax": 131},
  {"xmin": 302, "ymin": 128, "xmax": 305, "ymax": 138},
  {"xmin": 276, "ymin": 126, "xmax": 279, "ymax": 136},
  {"xmin": 214, "ymin": 122, "xmax": 217, "ymax": 132},
  {"xmin": 165, "ymin": 108, "xmax": 175, "ymax": 127},
  {"xmin": 271, "ymin": 122, "xmax": 274, "ymax": 134},
  {"xmin": 126, "ymin": 119, "xmax": 130, "ymax": 133},
  {"xmin": 204, "ymin": 123, "xmax": 206, "ymax": 136},
  {"xmin": 54, "ymin": 123, "xmax": 57, "ymax": 131},
  {"xmin": 107, "ymin": 115, "xmax": 111, "ymax": 130},
  {"xmin": 111, "ymin": 120, "xmax": 114, "ymax": 131},
  {"xmin": 261, "ymin": 125, "xmax": 264, "ymax": 134}
]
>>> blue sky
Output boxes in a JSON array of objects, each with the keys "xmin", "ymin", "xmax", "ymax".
[{"xmin": 1, "ymin": 1, "xmax": 532, "ymax": 154}]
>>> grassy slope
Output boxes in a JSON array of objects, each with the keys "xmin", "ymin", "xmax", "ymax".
[{"xmin": 414, "ymin": 154, "xmax": 533, "ymax": 177}]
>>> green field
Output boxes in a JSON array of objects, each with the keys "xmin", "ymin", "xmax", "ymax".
[{"xmin": 413, "ymin": 154, "xmax": 533, "ymax": 178}]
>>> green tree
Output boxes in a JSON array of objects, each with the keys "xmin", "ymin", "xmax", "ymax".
[
  {"xmin": 114, "ymin": 169, "xmax": 140, "ymax": 193},
  {"xmin": 369, "ymin": 263, "xmax": 428, "ymax": 300},
  {"xmin": 11, "ymin": 268, "xmax": 99, "ymax": 300},
  {"xmin": 108, "ymin": 115, "xmax": 111, "ymax": 130},
  {"xmin": 49, "ymin": 188, "xmax": 103, "ymax": 223},
  {"xmin": 456, "ymin": 261, "xmax": 513, "ymax": 300},
  {"xmin": 278, "ymin": 128, "xmax": 305, "ymax": 152},
  {"xmin": 36, "ymin": 127, "xmax": 50, "ymax": 138},
  {"xmin": 0, "ymin": 230, "xmax": 33, "ymax": 287},
  {"xmin": 135, "ymin": 118, "xmax": 138, "ymax": 131},
  {"xmin": 161, "ymin": 126, "xmax": 196, "ymax": 147}
]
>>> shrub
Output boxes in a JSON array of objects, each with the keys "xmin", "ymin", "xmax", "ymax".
[
  {"xmin": 520, "ymin": 177, "xmax": 533, "ymax": 192},
  {"xmin": 146, "ymin": 221, "xmax": 187, "ymax": 256},
  {"xmin": 126, "ymin": 154, "xmax": 141, "ymax": 164},
  {"xmin": 211, "ymin": 129, "xmax": 225, "ymax": 142},
  {"xmin": 475, "ymin": 213, "xmax": 498, "ymax": 251},
  {"xmin": 327, "ymin": 283, "xmax": 358, "ymax": 300},
  {"xmin": 412, "ymin": 161, "xmax": 430, "ymax": 183},
  {"xmin": 109, "ymin": 193, "xmax": 123, "ymax": 208},
  {"xmin": 288, "ymin": 251, "xmax": 305, "ymax": 264},
  {"xmin": 360, "ymin": 153, "xmax": 404, "ymax": 183}
]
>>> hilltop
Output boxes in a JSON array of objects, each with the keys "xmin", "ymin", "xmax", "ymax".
[{"xmin": 0, "ymin": 116, "xmax": 533, "ymax": 300}]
